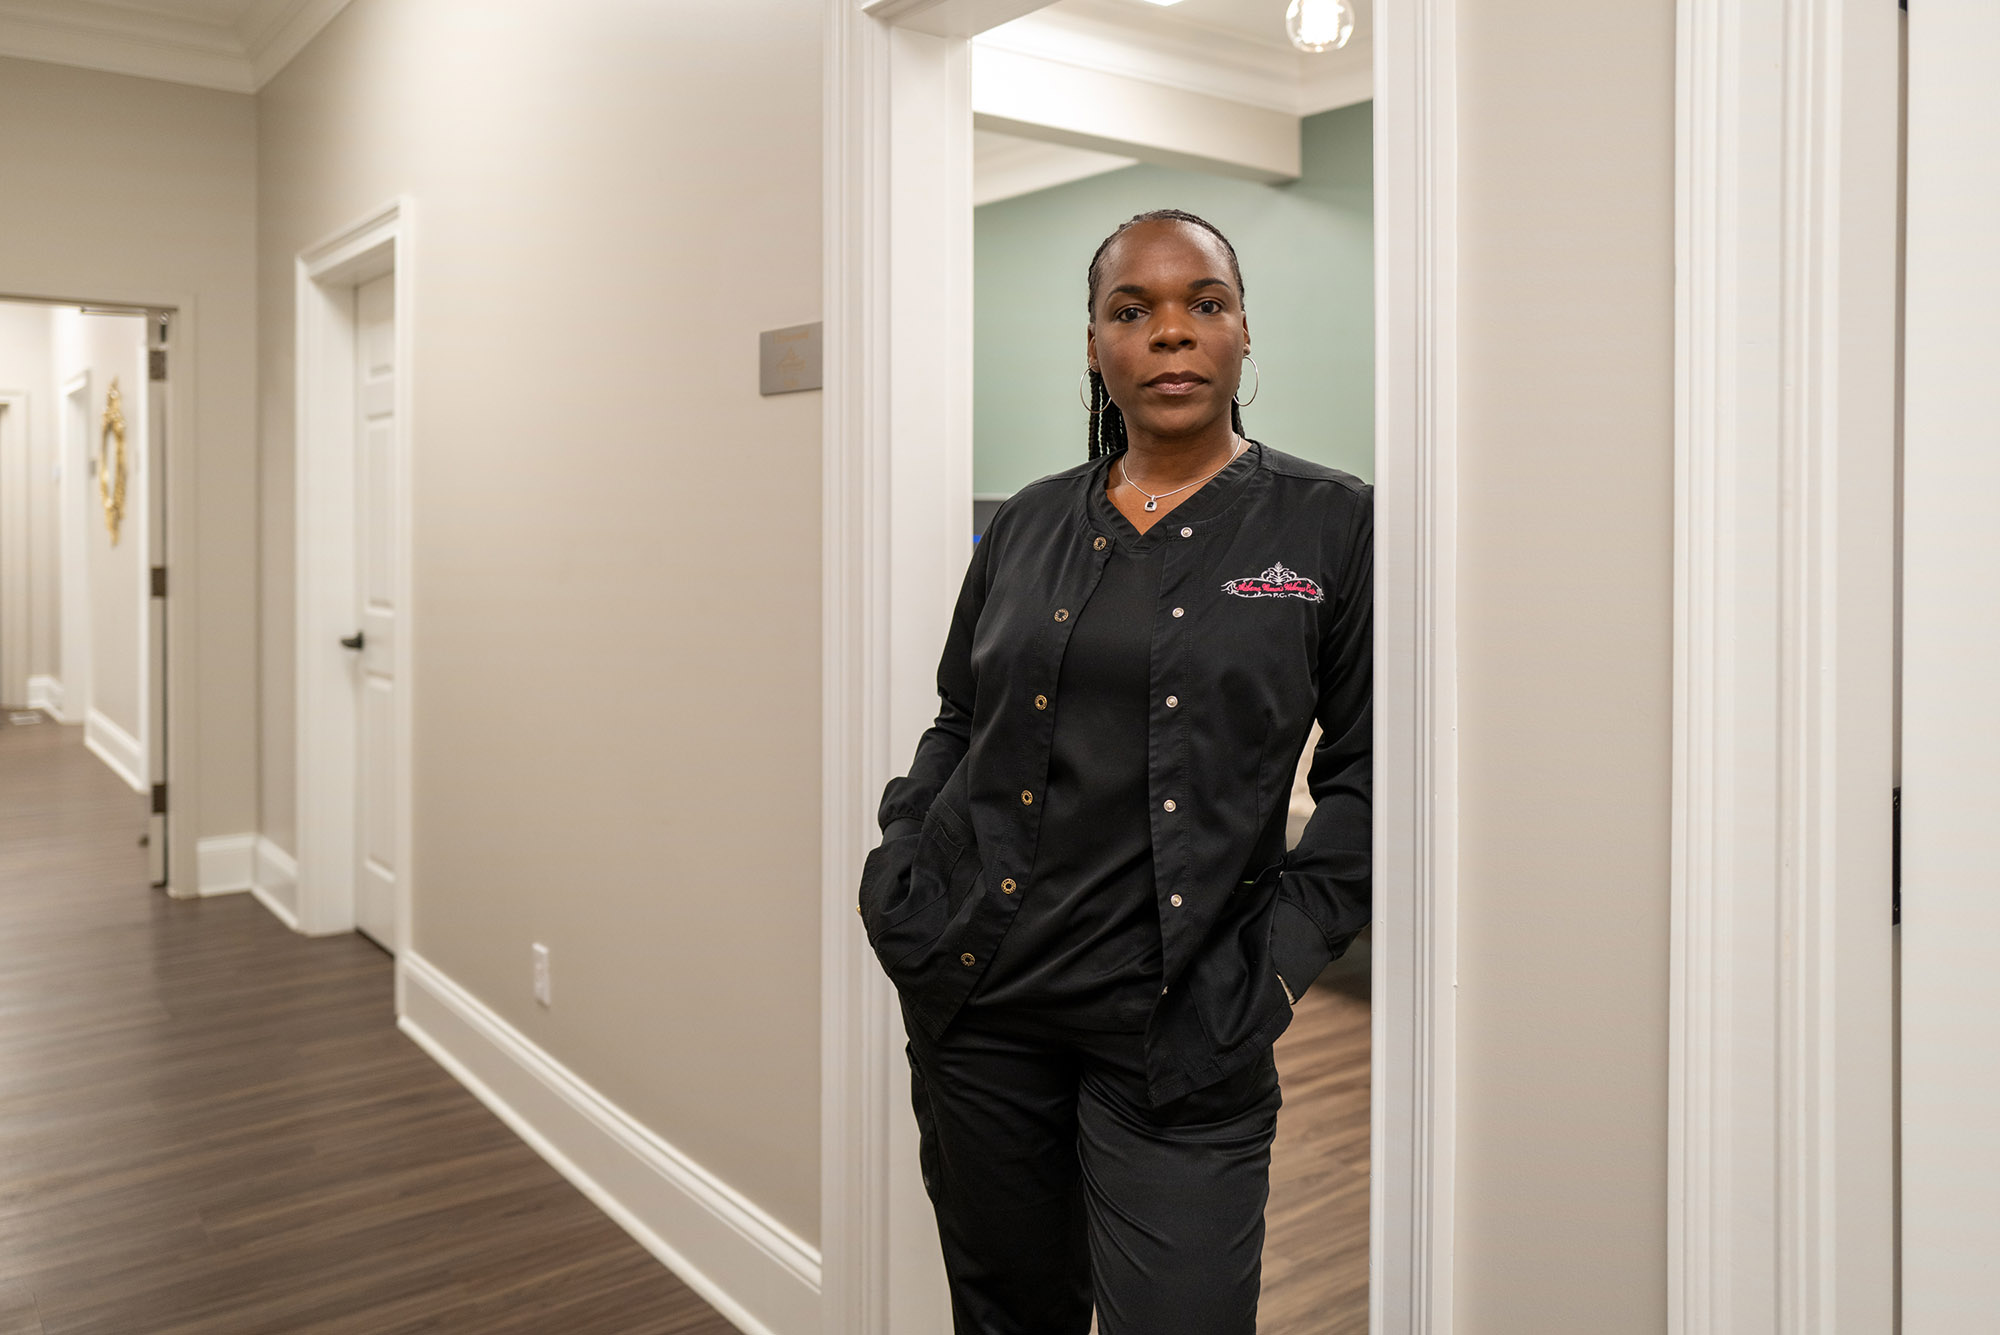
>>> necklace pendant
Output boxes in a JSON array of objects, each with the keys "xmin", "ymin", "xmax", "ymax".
[{"xmin": 1143, "ymin": 499, "xmax": 1158, "ymax": 512}]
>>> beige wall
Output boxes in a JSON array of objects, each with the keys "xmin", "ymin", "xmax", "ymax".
[
  {"xmin": 0, "ymin": 57, "xmax": 259, "ymax": 866},
  {"xmin": 1454, "ymin": 2, "xmax": 1674, "ymax": 1330},
  {"xmin": 257, "ymin": 0, "xmax": 824, "ymax": 1241},
  {"xmin": 55, "ymin": 308, "xmax": 151, "ymax": 746}
]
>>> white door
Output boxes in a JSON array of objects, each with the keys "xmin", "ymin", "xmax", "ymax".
[
  {"xmin": 353, "ymin": 273, "xmax": 399, "ymax": 950},
  {"xmin": 1902, "ymin": 4, "xmax": 2000, "ymax": 1324}
]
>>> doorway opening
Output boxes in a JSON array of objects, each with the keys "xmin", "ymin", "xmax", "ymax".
[
  {"xmin": 292, "ymin": 201, "xmax": 414, "ymax": 956},
  {"xmin": 823, "ymin": 1, "xmax": 1457, "ymax": 1331},
  {"xmin": 969, "ymin": 8, "xmax": 1374, "ymax": 1320},
  {"xmin": 0, "ymin": 295, "xmax": 171, "ymax": 888}
]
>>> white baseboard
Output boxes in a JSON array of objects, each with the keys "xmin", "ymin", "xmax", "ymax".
[
  {"xmin": 197, "ymin": 834, "xmax": 257, "ymax": 895},
  {"xmin": 27, "ymin": 675, "xmax": 66, "ymax": 719},
  {"xmin": 396, "ymin": 951, "xmax": 820, "ymax": 1335},
  {"xmin": 251, "ymin": 837, "xmax": 300, "ymax": 930},
  {"xmin": 83, "ymin": 707, "xmax": 145, "ymax": 792}
]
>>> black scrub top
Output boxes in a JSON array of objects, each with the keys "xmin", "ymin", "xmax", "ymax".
[{"xmin": 965, "ymin": 445, "xmax": 1258, "ymax": 1030}]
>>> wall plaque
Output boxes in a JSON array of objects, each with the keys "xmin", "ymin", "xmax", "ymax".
[{"xmin": 759, "ymin": 322, "xmax": 822, "ymax": 395}]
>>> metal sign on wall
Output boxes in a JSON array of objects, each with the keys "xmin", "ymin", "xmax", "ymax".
[{"xmin": 759, "ymin": 322, "xmax": 822, "ymax": 395}]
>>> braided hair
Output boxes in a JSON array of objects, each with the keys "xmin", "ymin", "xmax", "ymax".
[{"xmin": 1084, "ymin": 208, "xmax": 1248, "ymax": 460}]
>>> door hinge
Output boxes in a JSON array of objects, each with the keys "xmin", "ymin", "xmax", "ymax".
[
  {"xmin": 150, "ymin": 565, "xmax": 166, "ymax": 598},
  {"xmin": 1892, "ymin": 786, "xmax": 1902, "ymax": 926},
  {"xmin": 151, "ymin": 782, "xmax": 168, "ymax": 815},
  {"xmin": 149, "ymin": 348, "xmax": 167, "ymax": 382}
]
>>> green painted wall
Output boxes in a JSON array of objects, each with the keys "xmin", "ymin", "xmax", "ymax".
[{"xmin": 974, "ymin": 101, "xmax": 1373, "ymax": 496}]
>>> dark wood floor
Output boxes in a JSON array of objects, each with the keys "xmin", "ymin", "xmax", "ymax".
[
  {"xmin": 1264, "ymin": 939, "xmax": 1370, "ymax": 1334},
  {"xmin": 0, "ymin": 714, "xmax": 736, "ymax": 1335},
  {"xmin": 0, "ymin": 710, "xmax": 1366, "ymax": 1333}
]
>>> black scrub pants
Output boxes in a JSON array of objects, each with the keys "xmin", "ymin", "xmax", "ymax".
[{"xmin": 904, "ymin": 1003, "xmax": 1282, "ymax": 1335}]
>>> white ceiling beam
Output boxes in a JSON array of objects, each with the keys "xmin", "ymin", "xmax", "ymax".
[
  {"xmin": 972, "ymin": 42, "xmax": 1301, "ymax": 184},
  {"xmin": 973, "ymin": 132, "xmax": 1135, "ymax": 206},
  {"xmin": 863, "ymin": 0, "xmax": 1057, "ymax": 40}
]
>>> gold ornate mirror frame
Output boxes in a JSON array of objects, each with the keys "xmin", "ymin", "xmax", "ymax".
[{"xmin": 99, "ymin": 377, "xmax": 127, "ymax": 546}]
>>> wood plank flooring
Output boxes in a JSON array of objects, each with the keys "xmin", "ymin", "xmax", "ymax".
[
  {"xmin": 0, "ymin": 710, "xmax": 1367, "ymax": 1333},
  {"xmin": 0, "ymin": 714, "xmax": 735, "ymax": 1335},
  {"xmin": 1264, "ymin": 940, "xmax": 1370, "ymax": 1334}
]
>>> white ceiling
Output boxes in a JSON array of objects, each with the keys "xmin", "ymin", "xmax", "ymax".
[
  {"xmin": 1001, "ymin": 0, "xmax": 1373, "ymax": 119},
  {"xmin": 1126, "ymin": 0, "xmax": 1374, "ymax": 53},
  {"xmin": 972, "ymin": 0, "xmax": 1372, "ymax": 206},
  {"xmin": 0, "ymin": 0, "xmax": 351, "ymax": 92}
]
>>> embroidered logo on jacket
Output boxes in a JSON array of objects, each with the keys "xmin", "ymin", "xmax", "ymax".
[{"xmin": 1221, "ymin": 562, "xmax": 1324, "ymax": 603}]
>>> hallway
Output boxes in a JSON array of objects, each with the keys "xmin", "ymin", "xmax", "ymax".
[
  {"xmin": 1, "ymin": 707, "xmax": 1367, "ymax": 1332},
  {"xmin": 0, "ymin": 714, "xmax": 733, "ymax": 1335}
]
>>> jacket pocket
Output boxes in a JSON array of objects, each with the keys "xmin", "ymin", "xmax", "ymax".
[
  {"xmin": 857, "ymin": 832, "xmax": 919, "ymax": 925},
  {"xmin": 866, "ymin": 802, "xmax": 964, "ymax": 977},
  {"xmin": 881, "ymin": 843, "xmax": 983, "ymax": 995},
  {"xmin": 1185, "ymin": 864, "xmax": 1288, "ymax": 1057}
]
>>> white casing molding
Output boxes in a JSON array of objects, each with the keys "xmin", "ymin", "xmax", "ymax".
[
  {"xmin": 84, "ymin": 704, "xmax": 144, "ymax": 792},
  {"xmin": 396, "ymin": 952, "xmax": 820, "ymax": 1335},
  {"xmin": 1372, "ymin": 1, "xmax": 1457, "ymax": 1330},
  {"xmin": 293, "ymin": 199, "xmax": 415, "ymax": 945},
  {"xmin": 0, "ymin": 0, "xmax": 354, "ymax": 94},
  {"xmin": 196, "ymin": 833, "xmax": 257, "ymax": 895},
  {"xmin": 1669, "ymin": 1, "xmax": 1898, "ymax": 1331},
  {"xmin": 828, "ymin": 3, "xmax": 1455, "ymax": 1334},
  {"xmin": 58, "ymin": 372, "xmax": 91, "ymax": 735},
  {"xmin": 26, "ymin": 674, "xmax": 64, "ymax": 717},
  {"xmin": 0, "ymin": 390, "xmax": 28, "ymax": 711},
  {"xmin": 824, "ymin": 7, "xmax": 970, "ymax": 1331}
]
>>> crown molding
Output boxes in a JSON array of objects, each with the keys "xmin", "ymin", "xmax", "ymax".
[
  {"xmin": 0, "ymin": 0, "xmax": 350, "ymax": 93},
  {"xmin": 0, "ymin": 0, "xmax": 248, "ymax": 91},
  {"xmin": 243, "ymin": 0, "xmax": 351, "ymax": 87}
]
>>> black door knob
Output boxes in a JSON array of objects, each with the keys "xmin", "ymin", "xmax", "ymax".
[{"xmin": 340, "ymin": 631, "xmax": 365, "ymax": 650}]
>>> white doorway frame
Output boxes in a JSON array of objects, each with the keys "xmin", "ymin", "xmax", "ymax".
[
  {"xmin": 294, "ymin": 199, "xmax": 416, "ymax": 947},
  {"xmin": 820, "ymin": 2, "xmax": 1461, "ymax": 1331},
  {"xmin": 57, "ymin": 370, "xmax": 92, "ymax": 726},
  {"xmin": 0, "ymin": 288, "xmax": 197, "ymax": 896},
  {"xmin": 1669, "ymin": 2, "xmax": 1899, "ymax": 1331},
  {"xmin": 0, "ymin": 389, "xmax": 29, "ymax": 709}
]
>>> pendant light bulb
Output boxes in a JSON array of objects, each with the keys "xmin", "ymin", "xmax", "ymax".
[{"xmin": 1286, "ymin": 0, "xmax": 1355, "ymax": 53}]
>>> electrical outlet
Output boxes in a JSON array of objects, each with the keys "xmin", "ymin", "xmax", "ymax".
[{"xmin": 531, "ymin": 942, "xmax": 551, "ymax": 1006}]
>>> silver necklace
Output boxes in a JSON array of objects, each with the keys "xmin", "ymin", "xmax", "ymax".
[{"xmin": 1118, "ymin": 438, "xmax": 1246, "ymax": 512}]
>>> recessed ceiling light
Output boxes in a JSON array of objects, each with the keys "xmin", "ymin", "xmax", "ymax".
[{"xmin": 1138, "ymin": 0, "xmax": 1189, "ymax": 7}]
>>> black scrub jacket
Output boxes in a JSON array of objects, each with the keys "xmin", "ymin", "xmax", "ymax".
[{"xmin": 858, "ymin": 443, "xmax": 1372, "ymax": 1105}]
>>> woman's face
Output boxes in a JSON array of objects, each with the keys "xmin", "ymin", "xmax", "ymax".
[{"xmin": 1087, "ymin": 221, "xmax": 1250, "ymax": 446}]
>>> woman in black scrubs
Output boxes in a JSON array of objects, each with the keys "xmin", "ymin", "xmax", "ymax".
[{"xmin": 856, "ymin": 209, "xmax": 1372, "ymax": 1335}]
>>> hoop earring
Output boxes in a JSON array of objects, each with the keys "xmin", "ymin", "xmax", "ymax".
[
  {"xmin": 1079, "ymin": 367, "xmax": 1107, "ymax": 413},
  {"xmin": 1233, "ymin": 354, "xmax": 1261, "ymax": 408}
]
